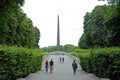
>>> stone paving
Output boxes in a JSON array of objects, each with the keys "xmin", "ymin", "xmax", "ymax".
[{"xmin": 17, "ymin": 54, "xmax": 110, "ymax": 80}]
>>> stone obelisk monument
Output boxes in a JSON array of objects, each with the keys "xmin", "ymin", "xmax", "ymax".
[{"xmin": 57, "ymin": 15, "xmax": 60, "ymax": 52}]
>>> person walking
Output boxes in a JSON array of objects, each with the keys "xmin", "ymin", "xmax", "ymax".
[
  {"xmin": 59, "ymin": 57, "xmax": 61, "ymax": 63},
  {"xmin": 45, "ymin": 60, "xmax": 49, "ymax": 73},
  {"xmin": 49, "ymin": 59, "xmax": 54, "ymax": 73},
  {"xmin": 72, "ymin": 60, "xmax": 78, "ymax": 75},
  {"xmin": 62, "ymin": 57, "xmax": 64, "ymax": 63}
]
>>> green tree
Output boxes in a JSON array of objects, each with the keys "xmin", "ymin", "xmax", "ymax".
[
  {"xmin": 79, "ymin": 5, "xmax": 109, "ymax": 48},
  {"xmin": 63, "ymin": 44, "xmax": 75, "ymax": 52},
  {"xmin": 106, "ymin": 1, "xmax": 120, "ymax": 46},
  {"xmin": 0, "ymin": 0, "xmax": 40, "ymax": 48},
  {"xmin": 0, "ymin": 0, "xmax": 25, "ymax": 29},
  {"xmin": 107, "ymin": 0, "xmax": 119, "ymax": 5}
]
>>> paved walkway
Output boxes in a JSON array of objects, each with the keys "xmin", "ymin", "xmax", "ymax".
[{"xmin": 17, "ymin": 54, "xmax": 109, "ymax": 80}]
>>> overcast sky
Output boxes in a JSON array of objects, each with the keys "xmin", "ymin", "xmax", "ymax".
[{"xmin": 22, "ymin": 0, "xmax": 107, "ymax": 48}]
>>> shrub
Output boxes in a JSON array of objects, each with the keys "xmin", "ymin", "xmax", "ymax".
[
  {"xmin": 0, "ymin": 46, "xmax": 45, "ymax": 80},
  {"xmin": 72, "ymin": 47, "xmax": 120, "ymax": 79}
]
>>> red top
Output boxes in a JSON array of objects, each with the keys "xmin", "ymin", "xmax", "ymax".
[{"xmin": 45, "ymin": 61, "xmax": 48, "ymax": 66}]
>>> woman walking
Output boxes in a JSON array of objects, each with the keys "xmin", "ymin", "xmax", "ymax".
[
  {"xmin": 62, "ymin": 57, "xmax": 64, "ymax": 63},
  {"xmin": 45, "ymin": 60, "xmax": 49, "ymax": 73}
]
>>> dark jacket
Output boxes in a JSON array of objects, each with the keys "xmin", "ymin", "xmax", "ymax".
[{"xmin": 72, "ymin": 62, "xmax": 78, "ymax": 69}]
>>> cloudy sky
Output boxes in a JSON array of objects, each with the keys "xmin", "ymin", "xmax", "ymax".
[{"xmin": 22, "ymin": 0, "xmax": 107, "ymax": 48}]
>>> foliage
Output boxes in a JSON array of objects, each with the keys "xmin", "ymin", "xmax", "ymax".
[
  {"xmin": 72, "ymin": 47, "xmax": 120, "ymax": 79},
  {"xmin": 79, "ymin": 4, "xmax": 120, "ymax": 48},
  {"xmin": 72, "ymin": 48, "xmax": 91, "ymax": 57},
  {"xmin": 106, "ymin": 2, "xmax": 120, "ymax": 47},
  {"xmin": 78, "ymin": 1, "xmax": 120, "ymax": 79},
  {"xmin": 62, "ymin": 44, "xmax": 76, "ymax": 52},
  {"xmin": 0, "ymin": 45, "xmax": 45, "ymax": 80},
  {"xmin": 79, "ymin": 5, "xmax": 109, "ymax": 48},
  {"xmin": 41, "ymin": 44, "xmax": 76, "ymax": 53},
  {"xmin": 0, "ymin": 0, "xmax": 40, "ymax": 48},
  {"xmin": 42, "ymin": 46, "xmax": 57, "ymax": 52},
  {"xmin": 107, "ymin": 0, "xmax": 119, "ymax": 5},
  {"xmin": 0, "ymin": 0, "xmax": 24, "ymax": 29}
]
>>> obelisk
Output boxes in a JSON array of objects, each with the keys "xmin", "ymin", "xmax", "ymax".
[{"xmin": 57, "ymin": 15, "xmax": 60, "ymax": 52}]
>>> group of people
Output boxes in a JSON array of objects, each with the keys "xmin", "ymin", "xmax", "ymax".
[
  {"xmin": 59, "ymin": 56, "xmax": 64, "ymax": 63},
  {"xmin": 44, "ymin": 58, "xmax": 78, "ymax": 75},
  {"xmin": 45, "ymin": 59, "xmax": 54, "ymax": 73}
]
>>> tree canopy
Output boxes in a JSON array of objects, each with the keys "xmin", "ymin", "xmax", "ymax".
[
  {"xmin": 42, "ymin": 44, "xmax": 76, "ymax": 53},
  {"xmin": 0, "ymin": 0, "xmax": 40, "ymax": 48},
  {"xmin": 78, "ymin": 1, "xmax": 120, "ymax": 48}
]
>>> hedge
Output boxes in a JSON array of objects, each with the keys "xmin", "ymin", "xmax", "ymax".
[
  {"xmin": 0, "ymin": 46, "xmax": 45, "ymax": 80},
  {"xmin": 72, "ymin": 47, "xmax": 120, "ymax": 80}
]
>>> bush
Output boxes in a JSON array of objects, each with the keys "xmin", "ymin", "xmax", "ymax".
[
  {"xmin": 72, "ymin": 47, "xmax": 120, "ymax": 79},
  {"xmin": 0, "ymin": 46, "xmax": 45, "ymax": 80}
]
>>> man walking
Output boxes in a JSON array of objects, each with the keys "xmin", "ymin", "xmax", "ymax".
[
  {"xmin": 49, "ymin": 59, "xmax": 54, "ymax": 73},
  {"xmin": 72, "ymin": 60, "xmax": 78, "ymax": 75}
]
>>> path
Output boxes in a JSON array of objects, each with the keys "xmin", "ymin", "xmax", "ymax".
[{"xmin": 17, "ymin": 54, "xmax": 109, "ymax": 80}]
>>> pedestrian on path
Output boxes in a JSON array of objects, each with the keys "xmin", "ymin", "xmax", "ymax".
[
  {"xmin": 45, "ymin": 60, "xmax": 49, "ymax": 73},
  {"xmin": 49, "ymin": 59, "xmax": 54, "ymax": 73},
  {"xmin": 59, "ymin": 56, "xmax": 61, "ymax": 63},
  {"xmin": 62, "ymin": 57, "xmax": 64, "ymax": 63},
  {"xmin": 72, "ymin": 60, "xmax": 78, "ymax": 75}
]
